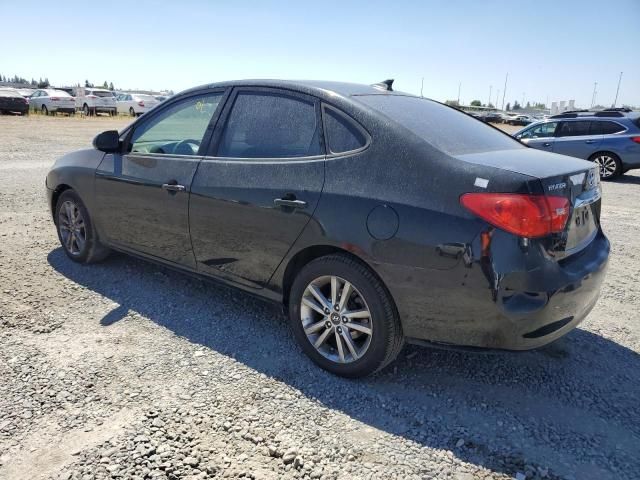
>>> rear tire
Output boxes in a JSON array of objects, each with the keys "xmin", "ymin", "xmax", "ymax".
[
  {"xmin": 83, "ymin": 104, "xmax": 90, "ymax": 116},
  {"xmin": 42, "ymin": 105, "xmax": 48, "ymax": 115},
  {"xmin": 589, "ymin": 152, "xmax": 621, "ymax": 180},
  {"xmin": 129, "ymin": 107, "xmax": 135, "ymax": 117},
  {"xmin": 288, "ymin": 254, "xmax": 403, "ymax": 378},
  {"xmin": 55, "ymin": 190, "xmax": 111, "ymax": 264}
]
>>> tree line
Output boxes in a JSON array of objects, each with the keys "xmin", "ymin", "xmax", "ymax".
[{"xmin": 0, "ymin": 74, "xmax": 116, "ymax": 91}]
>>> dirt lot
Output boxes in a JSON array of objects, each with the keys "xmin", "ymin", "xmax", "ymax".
[{"xmin": 0, "ymin": 115, "xmax": 638, "ymax": 480}]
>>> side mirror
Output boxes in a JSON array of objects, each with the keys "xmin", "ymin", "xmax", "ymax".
[{"xmin": 93, "ymin": 130, "xmax": 120, "ymax": 153}]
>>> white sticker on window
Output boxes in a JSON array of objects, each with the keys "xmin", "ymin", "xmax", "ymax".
[{"xmin": 474, "ymin": 177, "xmax": 489, "ymax": 188}]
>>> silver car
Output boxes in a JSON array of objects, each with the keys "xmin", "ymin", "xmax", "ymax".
[
  {"xmin": 116, "ymin": 93, "xmax": 160, "ymax": 116},
  {"xmin": 29, "ymin": 89, "xmax": 76, "ymax": 115}
]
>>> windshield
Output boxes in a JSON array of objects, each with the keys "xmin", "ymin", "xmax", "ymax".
[{"xmin": 357, "ymin": 94, "xmax": 523, "ymax": 155}]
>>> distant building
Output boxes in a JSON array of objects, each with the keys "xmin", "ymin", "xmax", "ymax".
[{"xmin": 550, "ymin": 99, "xmax": 576, "ymax": 115}]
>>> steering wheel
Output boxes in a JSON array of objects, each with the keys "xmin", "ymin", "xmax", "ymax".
[{"xmin": 173, "ymin": 138, "xmax": 201, "ymax": 155}]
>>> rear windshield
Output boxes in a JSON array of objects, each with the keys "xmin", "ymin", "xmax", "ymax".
[
  {"xmin": 135, "ymin": 94, "xmax": 156, "ymax": 101},
  {"xmin": 49, "ymin": 90, "xmax": 72, "ymax": 97},
  {"xmin": 357, "ymin": 94, "xmax": 523, "ymax": 155},
  {"xmin": 90, "ymin": 90, "xmax": 113, "ymax": 97}
]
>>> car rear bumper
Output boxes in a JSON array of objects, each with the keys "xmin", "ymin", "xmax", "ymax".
[
  {"xmin": 379, "ymin": 230, "xmax": 610, "ymax": 351},
  {"xmin": 51, "ymin": 107, "xmax": 75, "ymax": 113}
]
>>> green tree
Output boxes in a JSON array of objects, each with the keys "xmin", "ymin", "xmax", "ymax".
[
  {"xmin": 512, "ymin": 101, "xmax": 521, "ymax": 110},
  {"xmin": 470, "ymin": 100, "xmax": 482, "ymax": 107},
  {"xmin": 109, "ymin": 82, "xmax": 114, "ymax": 91},
  {"xmin": 102, "ymin": 81, "xmax": 109, "ymax": 89},
  {"xmin": 445, "ymin": 100, "xmax": 460, "ymax": 107},
  {"xmin": 505, "ymin": 102, "xmax": 511, "ymax": 111}
]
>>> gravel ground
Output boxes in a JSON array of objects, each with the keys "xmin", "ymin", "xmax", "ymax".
[{"xmin": 0, "ymin": 115, "xmax": 638, "ymax": 480}]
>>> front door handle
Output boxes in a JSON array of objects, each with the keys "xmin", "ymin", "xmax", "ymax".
[
  {"xmin": 585, "ymin": 140, "xmax": 596, "ymax": 144},
  {"xmin": 543, "ymin": 142, "xmax": 552, "ymax": 147},
  {"xmin": 274, "ymin": 198, "xmax": 307, "ymax": 209},
  {"xmin": 162, "ymin": 181, "xmax": 185, "ymax": 192}
]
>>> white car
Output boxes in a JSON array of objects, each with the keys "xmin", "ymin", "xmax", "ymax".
[
  {"xmin": 29, "ymin": 89, "xmax": 76, "ymax": 115},
  {"xmin": 73, "ymin": 87, "xmax": 117, "ymax": 116},
  {"xmin": 116, "ymin": 93, "xmax": 159, "ymax": 116}
]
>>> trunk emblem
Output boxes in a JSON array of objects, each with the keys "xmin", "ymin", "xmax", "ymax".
[{"xmin": 548, "ymin": 182, "xmax": 567, "ymax": 191}]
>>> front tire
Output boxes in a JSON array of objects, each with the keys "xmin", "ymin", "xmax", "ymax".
[
  {"xmin": 55, "ymin": 190, "xmax": 110, "ymax": 264},
  {"xmin": 288, "ymin": 254, "xmax": 403, "ymax": 377},
  {"xmin": 590, "ymin": 152, "xmax": 621, "ymax": 180}
]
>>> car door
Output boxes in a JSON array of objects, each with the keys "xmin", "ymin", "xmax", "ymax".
[
  {"xmin": 189, "ymin": 87, "xmax": 325, "ymax": 289},
  {"xmin": 517, "ymin": 121, "xmax": 558, "ymax": 151},
  {"xmin": 94, "ymin": 90, "xmax": 227, "ymax": 268},
  {"xmin": 553, "ymin": 120, "xmax": 602, "ymax": 159},
  {"xmin": 29, "ymin": 91, "xmax": 41, "ymax": 110}
]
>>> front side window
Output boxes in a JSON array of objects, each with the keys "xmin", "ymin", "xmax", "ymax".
[
  {"xmin": 556, "ymin": 121, "xmax": 590, "ymax": 137},
  {"xmin": 217, "ymin": 91, "xmax": 321, "ymax": 158},
  {"xmin": 129, "ymin": 93, "xmax": 223, "ymax": 156},
  {"xmin": 519, "ymin": 122, "xmax": 558, "ymax": 139},
  {"xmin": 323, "ymin": 106, "xmax": 367, "ymax": 154}
]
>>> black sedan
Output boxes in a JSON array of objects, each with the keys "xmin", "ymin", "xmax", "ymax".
[
  {"xmin": 46, "ymin": 80, "xmax": 609, "ymax": 377},
  {"xmin": 0, "ymin": 89, "xmax": 29, "ymax": 115}
]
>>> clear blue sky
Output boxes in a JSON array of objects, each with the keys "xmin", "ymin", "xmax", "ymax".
[{"xmin": 2, "ymin": 0, "xmax": 639, "ymax": 108}]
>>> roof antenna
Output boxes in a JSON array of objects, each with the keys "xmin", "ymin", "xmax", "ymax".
[{"xmin": 372, "ymin": 79, "xmax": 394, "ymax": 91}]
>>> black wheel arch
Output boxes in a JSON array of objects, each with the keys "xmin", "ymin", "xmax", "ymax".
[{"xmin": 280, "ymin": 244, "xmax": 397, "ymax": 316}]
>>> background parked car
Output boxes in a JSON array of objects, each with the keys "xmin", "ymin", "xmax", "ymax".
[
  {"xmin": 73, "ymin": 87, "xmax": 117, "ymax": 116},
  {"xmin": 116, "ymin": 93, "xmax": 159, "ymax": 116},
  {"xmin": 514, "ymin": 110, "xmax": 640, "ymax": 179},
  {"xmin": 0, "ymin": 89, "xmax": 29, "ymax": 115},
  {"xmin": 507, "ymin": 114, "xmax": 534, "ymax": 126},
  {"xmin": 29, "ymin": 89, "xmax": 76, "ymax": 115}
]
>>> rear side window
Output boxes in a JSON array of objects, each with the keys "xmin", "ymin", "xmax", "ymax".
[
  {"xmin": 217, "ymin": 91, "xmax": 321, "ymax": 158},
  {"xmin": 356, "ymin": 95, "xmax": 522, "ymax": 155},
  {"xmin": 556, "ymin": 121, "xmax": 590, "ymax": 137},
  {"xmin": 323, "ymin": 106, "xmax": 367, "ymax": 154},
  {"xmin": 590, "ymin": 121, "xmax": 625, "ymax": 135}
]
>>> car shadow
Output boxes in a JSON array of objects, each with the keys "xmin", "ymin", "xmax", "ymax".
[
  {"xmin": 47, "ymin": 248, "xmax": 640, "ymax": 479},
  {"xmin": 610, "ymin": 173, "xmax": 640, "ymax": 185}
]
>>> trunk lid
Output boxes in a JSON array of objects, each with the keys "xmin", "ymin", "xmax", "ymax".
[{"xmin": 458, "ymin": 148, "xmax": 601, "ymax": 257}]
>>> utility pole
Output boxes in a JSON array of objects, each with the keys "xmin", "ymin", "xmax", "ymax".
[
  {"xmin": 488, "ymin": 85, "xmax": 492, "ymax": 107},
  {"xmin": 420, "ymin": 77, "xmax": 424, "ymax": 97},
  {"xmin": 501, "ymin": 73, "xmax": 508, "ymax": 110},
  {"xmin": 496, "ymin": 89, "xmax": 500, "ymax": 110},
  {"xmin": 591, "ymin": 82, "xmax": 598, "ymax": 108},
  {"xmin": 457, "ymin": 82, "xmax": 461, "ymax": 104},
  {"xmin": 613, "ymin": 72, "xmax": 623, "ymax": 107},
  {"xmin": 522, "ymin": 92, "xmax": 525, "ymax": 107}
]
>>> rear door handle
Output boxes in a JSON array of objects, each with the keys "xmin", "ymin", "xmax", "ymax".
[
  {"xmin": 585, "ymin": 140, "xmax": 596, "ymax": 144},
  {"xmin": 274, "ymin": 198, "xmax": 307, "ymax": 209},
  {"xmin": 162, "ymin": 182, "xmax": 185, "ymax": 192},
  {"xmin": 543, "ymin": 142, "xmax": 552, "ymax": 147}
]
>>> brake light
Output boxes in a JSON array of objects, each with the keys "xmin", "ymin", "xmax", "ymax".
[
  {"xmin": 138, "ymin": 101, "xmax": 145, "ymax": 107},
  {"xmin": 87, "ymin": 95, "xmax": 97, "ymax": 99},
  {"xmin": 460, "ymin": 193, "xmax": 570, "ymax": 238},
  {"xmin": 50, "ymin": 97, "xmax": 59, "ymax": 101},
  {"xmin": 631, "ymin": 136, "xmax": 640, "ymax": 144}
]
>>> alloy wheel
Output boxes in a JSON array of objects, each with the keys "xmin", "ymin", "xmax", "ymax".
[
  {"xmin": 593, "ymin": 155, "xmax": 618, "ymax": 178},
  {"xmin": 300, "ymin": 275, "xmax": 373, "ymax": 364},
  {"xmin": 58, "ymin": 200, "xmax": 86, "ymax": 256}
]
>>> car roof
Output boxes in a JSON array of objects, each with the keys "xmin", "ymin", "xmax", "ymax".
[{"xmin": 181, "ymin": 79, "xmax": 410, "ymax": 99}]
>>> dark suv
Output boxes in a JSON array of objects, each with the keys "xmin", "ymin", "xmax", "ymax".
[{"xmin": 515, "ymin": 109, "xmax": 640, "ymax": 179}]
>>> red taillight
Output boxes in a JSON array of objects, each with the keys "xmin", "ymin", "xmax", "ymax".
[
  {"xmin": 138, "ymin": 101, "xmax": 145, "ymax": 107},
  {"xmin": 50, "ymin": 97, "xmax": 59, "ymax": 101},
  {"xmin": 631, "ymin": 136, "xmax": 640, "ymax": 144},
  {"xmin": 87, "ymin": 95, "xmax": 97, "ymax": 99},
  {"xmin": 460, "ymin": 193, "xmax": 570, "ymax": 238}
]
